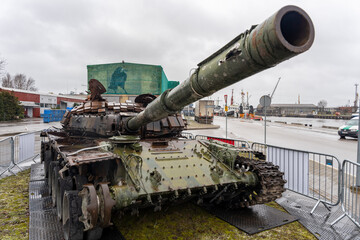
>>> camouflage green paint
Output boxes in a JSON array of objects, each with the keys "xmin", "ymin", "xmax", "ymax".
[
  {"xmin": 205, "ymin": 140, "xmax": 241, "ymax": 169},
  {"xmin": 109, "ymin": 139, "xmax": 258, "ymax": 210}
]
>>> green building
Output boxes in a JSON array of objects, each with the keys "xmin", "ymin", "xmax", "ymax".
[{"xmin": 87, "ymin": 62, "xmax": 179, "ymax": 97}]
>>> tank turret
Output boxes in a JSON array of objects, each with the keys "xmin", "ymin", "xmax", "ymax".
[{"xmin": 42, "ymin": 5, "xmax": 314, "ymax": 240}]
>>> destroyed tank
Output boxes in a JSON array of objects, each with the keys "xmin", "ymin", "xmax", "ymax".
[{"xmin": 40, "ymin": 5, "xmax": 314, "ymax": 240}]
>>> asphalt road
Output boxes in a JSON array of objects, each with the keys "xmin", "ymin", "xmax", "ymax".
[
  {"xmin": 188, "ymin": 116, "xmax": 358, "ymax": 164},
  {"xmin": 0, "ymin": 118, "xmax": 61, "ymax": 140}
]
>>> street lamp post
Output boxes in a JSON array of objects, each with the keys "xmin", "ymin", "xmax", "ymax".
[
  {"xmin": 224, "ymin": 95, "xmax": 228, "ymax": 139},
  {"xmin": 260, "ymin": 95, "xmax": 271, "ymax": 147},
  {"xmin": 357, "ymin": 100, "xmax": 360, "ymax": 186}
]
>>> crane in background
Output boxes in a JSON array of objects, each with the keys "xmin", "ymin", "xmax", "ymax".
[{"xmin": 271, "ymin": 77, "xmax": 281, "ymax": 99}]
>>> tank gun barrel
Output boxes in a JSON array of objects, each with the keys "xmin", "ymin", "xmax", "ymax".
[{"xmin": 127, "ymin": 5, "xmax": 314, "ymax": 131}]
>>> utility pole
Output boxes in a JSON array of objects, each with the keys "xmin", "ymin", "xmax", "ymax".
[
  {"xmin": 224, "ymin": 95, "xmax": 228, "ymax": 139},
  {"xmin": 260, "ymin": 95, "xmax": 271, "ymax": 146},
  {"xmin": 357, "ymin": 99, "xmax": 360, "ymax": 186},
  {"xmin": 354, "ymin": 83, "xmax": 359, "ymax": 110}
]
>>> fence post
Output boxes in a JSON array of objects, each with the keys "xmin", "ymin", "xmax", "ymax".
[
  {"xmin": 357, "ymin": 100, "xmax": 360, "ymax": 186},
  {"xmin": 10, "ymin": 137, "xmax": 19, "ymax": 172}
]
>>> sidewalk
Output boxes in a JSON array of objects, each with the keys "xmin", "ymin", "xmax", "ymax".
[{"xmin": 0, "ymin": 118, "xmax": 61, "ymax": 140}]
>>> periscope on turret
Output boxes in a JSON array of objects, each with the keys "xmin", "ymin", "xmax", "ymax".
[{"xmin": 41, "ymin": 5, "xmax": 314, "ymax": 240}]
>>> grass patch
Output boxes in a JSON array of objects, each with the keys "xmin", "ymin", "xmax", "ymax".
[
  {"xmin": 0, "ymin": 169, "xmax": 316, "ymax": 240},
  {"xmin": 0, "ymin": 169, "xmax": 30, "ymax": 240},
  {"xmin": 115, "ymin": 201, "xmax": 316, "ymax": 240}
]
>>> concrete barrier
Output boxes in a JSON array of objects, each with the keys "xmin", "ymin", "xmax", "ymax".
[{"xmin": 322, "ymin": 125, "xmax": 339, "ymax": 130}]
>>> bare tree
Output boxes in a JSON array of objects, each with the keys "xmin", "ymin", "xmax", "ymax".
[
  {"xmin": 318, "ymin": 99, "xmax": 327, "ymax": 113},
  {"xmin": 3, "ymin": 73, "xmax": 37, "ymax": 91},
  {"xmin": 317, "ymin": 99, "xmax": 327, "ymax": 108},
  {"xmin": 25, "ymin": 77, "xmax": 37, "ymax": 91},
  {"xmin": 13, "ymin": 74, "xmax": 27, "ymax": 89},
  {"xmin": 1, "ymin": 73, "xmax": 13, "ymax": 88}
]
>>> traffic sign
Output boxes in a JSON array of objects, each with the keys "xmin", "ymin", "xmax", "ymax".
[
  {"xmin": 260, "ymin": 95, "xmax": 271, "ymax": 107},
  {"xmin": 225, "ymin": 106, "xmax": 228, "ymax": 112}
]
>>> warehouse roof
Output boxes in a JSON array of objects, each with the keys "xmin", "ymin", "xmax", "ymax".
[
  {"xmin": 270, "ymin": 104, "xmax": 317, "ymax": 108},
  {"xmin": 0, "ymin": 87, "xmax": 84, "ymax": 100}
]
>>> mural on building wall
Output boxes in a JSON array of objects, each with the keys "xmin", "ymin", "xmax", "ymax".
[
  {"xmin": 87, "ymin": 63, "xmax": 164, "ymax": 95},
  {"xmin": 108, "ymin": 67, "xmax": 128, "ymax": 94}
]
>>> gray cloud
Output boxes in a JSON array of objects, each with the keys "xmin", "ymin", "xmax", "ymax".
[{"xmin": 0, "ymin": 0, "xmax": 359, "ymax": 107}]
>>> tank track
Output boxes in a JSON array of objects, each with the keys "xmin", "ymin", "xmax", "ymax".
[{"xmin": 230, "ymin": 156, "xmax": 287, "ymax": 208}]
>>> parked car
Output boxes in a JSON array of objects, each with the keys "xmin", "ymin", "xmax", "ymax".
[
  {"xmin": 351, "ymin": 109, "xmax": 359, "ymax": 118},
  {"xmin": 338, "ymin": 117, "xmax": 358, "ymax": 139}
]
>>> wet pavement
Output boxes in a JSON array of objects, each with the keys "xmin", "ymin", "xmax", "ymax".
[
  {"xmin": 0, "ymin": 118, "xmax": 61, "ymax": 140},
  {"xmin": 188, "ymin": 116, "xmax": 357, "ymax": 164},
  {"xmin": 266, "ymin": 116, "xmax": 348, "ymax": 129}
]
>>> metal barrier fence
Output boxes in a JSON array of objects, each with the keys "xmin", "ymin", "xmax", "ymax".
[
  {"xmin": 251, "ymin": 142, "xmax": 341, "ymax": 212},
  {"xmin": 0, "ymin": 137, "xmax": 15, "ymax": 176},
  {"xmin": 0, "ymin": 131, "xmax": 40, "ymax": 177},
  {"xmin": 331, "ymin": 160, "xmax": 360, "ymax": 228},
  {"xmin": 13, "ymin": 131, "xmax": 41, "ymax": 166}
]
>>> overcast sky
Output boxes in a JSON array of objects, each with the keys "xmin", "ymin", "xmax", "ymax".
[{"xmin": 0, "ymin": 0, "xmax": 359, "ymax": 107}]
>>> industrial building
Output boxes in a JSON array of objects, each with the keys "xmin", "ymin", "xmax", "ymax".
[
  {"xmin": 0, "ymin": 87, "xmax": 83, "ymax": 117},
  {"xmin": 256, "ymin": 104, "xmax": 318, "ymax": 116},
  {"xmin": 87, "ymin": 61, "xmax": 179, "ymax": 102}
]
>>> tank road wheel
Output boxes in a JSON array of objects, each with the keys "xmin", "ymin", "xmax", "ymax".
[
  {"xmin": 78, "ymin": 185, "xmax": 99, "ymax": 230},
  {"xmin": 97, "ymin": 183, "xmax": 116, "ymax": 228},
  {"xmin": 78, "ymin": 184, "xmax": 104, "ymax": 240},
  {"xmin": 51, "ymin": 165, "xmax": 60, "ymax": 207},
  {"xmin": 48, "ymin": 161, "xmax": 59, "ymax": 195},
  {"xmin": 63, "ymin": 190, "xmax": 84, "ymax": 240},
  {"xmin": 57, "ymin": 176, "xmax": 74, "ymax": 220}
]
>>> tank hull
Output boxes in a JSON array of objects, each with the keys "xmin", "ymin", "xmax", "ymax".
[{"xmin": 42, "ymin": 133, "xmax": 285, "ymax": 224}]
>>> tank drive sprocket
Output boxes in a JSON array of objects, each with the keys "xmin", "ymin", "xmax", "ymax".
[{"xmin": 229, "ymin": 156, "xmax": 287, "ymax": 208}]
